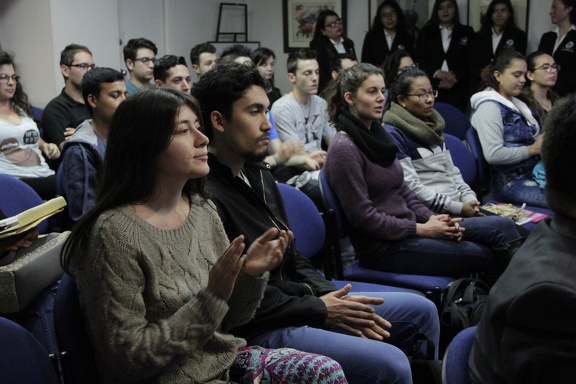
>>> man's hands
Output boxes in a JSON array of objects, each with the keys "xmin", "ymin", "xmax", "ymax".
[
  {"xmin": 460, "ymin": 201, "xmax": 485, "ymax": 217},
  {"xmin": 321, "ymin": 284, "xmax": 391, "ymax": 340}
]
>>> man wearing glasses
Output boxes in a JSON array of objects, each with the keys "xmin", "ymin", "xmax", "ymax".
[
  {"xmin": 42, "ymin": 44, "xmax": 95, "ymax": 150},
  {"xmin": 123, "ymin": 38, "xmax": 157, "ymax": 95}
]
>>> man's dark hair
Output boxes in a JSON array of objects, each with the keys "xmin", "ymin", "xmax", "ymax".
[
  {"xmin": 191, "ymin": 62, "xmax": 265, "ymax": 140},
  {"xmin": 59, "ymin": 43, "xmax": 92, "ymax": 66},
  {"xmin": 287, "ymin": 49, "xmax": 317, "ymax": 74},
  {"xmin": 81, "ymin": 67, "xmax": 124, "ymax": 115},
  {"xmin": 541, "ymin": 93, "xmax": 576, "ymax": 211},
  {"xmin": 189, "ymin": 42, "xmax": 216, "ymax": 66},
  {"xmin": 330, "ymin": 53, "xmax": 357, "ymax": 72},
  {"xmin": 123, "ymin": 38, "xmax": 158, "ymax": 62},
  {"xmin": 219, "ymin": 44, "xmax": 252, "ymax": 63},
  {"xmin": 153, "ymin": 55, "xmax": 187, "ymax": 82}
]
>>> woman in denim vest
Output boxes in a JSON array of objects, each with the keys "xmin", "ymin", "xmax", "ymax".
[{"xmin": 470, "ymin": 49, "xmax": 547, "ymax": 208}]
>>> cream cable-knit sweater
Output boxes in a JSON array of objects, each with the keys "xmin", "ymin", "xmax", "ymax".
[{"xmin": 74, "ymin": 194, "xmax": 268, "ymax": 383}]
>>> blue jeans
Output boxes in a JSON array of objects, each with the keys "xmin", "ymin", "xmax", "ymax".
[
  {"xmin": 248, "ymin": 291, "xmax": 439, "ymax": 384},
  {"xmin": 493, "ymin": 166, "xmax": 548, "ymax": 208},
  {"xmin": 361, "ymin": 215, "xmax": 522, "ymax": 284}
]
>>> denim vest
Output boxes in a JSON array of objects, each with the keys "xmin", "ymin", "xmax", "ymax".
[{"xmin": 478, "ymin": 100, "xmax": 541, "ymax": 178}]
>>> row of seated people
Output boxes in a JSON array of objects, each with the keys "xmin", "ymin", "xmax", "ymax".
[
  {"xmin": 1, "ymin": 62, "xmax": 443, "ymax": 383},
  {"xmin": 2, "ymin": 42, "xmax": 547, "ymax": 277},
  {"xmin": 308, "ymin": 0, "xmax": 576, "ymax": 110},
  {"xmin": 2, "ymin": 57, "xmax": 573, "ymax": 384}
]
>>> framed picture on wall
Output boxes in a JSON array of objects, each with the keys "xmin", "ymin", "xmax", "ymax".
[
  {"xmin": 468, "ymin": 0, "xmax": 530, "ymax": 32},
  {"xmin": 368, "ymin": 0, "xmax": 469, "ymax": 30},
  {"xmin": 282, "ymin": 0, "xmax": 347, "ymax": 53}
]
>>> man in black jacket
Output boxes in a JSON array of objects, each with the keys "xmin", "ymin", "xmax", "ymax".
[{"xmin": 192, "ymin": 61, "xmax": 440, "ymax": 384}]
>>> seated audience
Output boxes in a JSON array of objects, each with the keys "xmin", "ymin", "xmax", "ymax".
[
  {"xmin": 189, "ymin": 42, "xmax": 218, "ymax": 81},
  {"xmin": 309, "ymin": 9, "xmax": 356, "ymax": 93},
  {"xmin": 416, "ymin": 0, "xmax": 474, "ymax": 112},
  {"xmin": 323, "ymin": 63, "xmax": 520, "ymax": 285},
  {"xmin": 470, "ymin": 49, "xmax": 547, "ymax": 208},
  {"xmin": 538, "ymin": 0, "xmax": 576, "ymax": 96},
  {"xmin": 0, "ymin": 51, "xmax": 60, "ymax": 199},
  {"xmin": 361, "ymin": 0, "xmax": 416, "ymax": 67},
  {"xmin": 153, "ymin": 55, "xmax": 192, "ymax": 94},
  {"xmin": 42, "ymin": 44, "xmax": 94, "ymax": 150},
  {"xmin": 60, "ymin": 67, "xmax": 126, "ymax": 224},
  {"xmin": 469, "ymin": 0, "xmax": 527, "ymax": 94},
  {"xmin": 469, "ymin": 93, "xmax": 576, "ymax": 384},
  {"xmin": 251, "ymin": 47, "xmax": 282, "ymax": 106},
  {"xmin": 60, "ymin": 88, "xmax": 347, "ymax": 383},
  {"xmin": 193, "ymin": 61, "xmax": 441, "ymax": 384},
  {"xmin": 123, "ymin": 38, "xmax": 157, "ymax": 95},
  {"xmin": 271, "ymin": 49, "xmax": 335, "ymax": 208}
]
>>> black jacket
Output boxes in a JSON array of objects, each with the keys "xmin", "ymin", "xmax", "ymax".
[
  {"xmin": 469, "ymin": 214, "xmax": 576, "ymax": 384},
  {"xmin": 361, "ymin": 28, "xmax": 415, "ymax": 67},
  {"xmin": 469, "ymin": 26, "xmax": 527, "ymax": 92},
  {"xmin": 309, "ymin": 36, "xmax": 356, "ymax": 94},
  {"xmin": 206, "ymin": 154, "xmax": 336, "ymax": 339},
  {"xmin": 539, "ymin": 29, "xmax": 576, "ymax": 96},
  {"xmin": 416, "ymin": 23, "xmax": 475, "ymax": 112}
]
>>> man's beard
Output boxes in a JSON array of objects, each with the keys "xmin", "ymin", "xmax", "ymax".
[{"xmin": 242, "ymin": 147, "xmax": 268, "ymax": 162}]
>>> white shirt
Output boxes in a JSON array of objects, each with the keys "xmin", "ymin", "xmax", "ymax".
[
  {"xmin": 491, "ymin": 27, "xmax": 504, "ymax": 55},
  {"xmin": 330, "ymin": 37, "xmax": 346, "ymax": 53},
  {"xmin": 384, "ymin": 29, "xmax": 395, "ymax": 50},
  {"xmin": 553, "ymin": 24, "xmax": 576, "ymax": 54},
  {"xmin": 440, "ymin": 25, "xmax": 453, "ymax": 71}
]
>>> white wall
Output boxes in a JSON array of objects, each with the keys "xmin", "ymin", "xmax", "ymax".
[{"xmin": 0, "ymin": 0, "xmax": 556, "ymax": 108}]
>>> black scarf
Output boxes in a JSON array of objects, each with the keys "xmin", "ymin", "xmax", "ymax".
[{"xmin": 338, "ymin": 112, "xmax": 398, "ymax": 167}]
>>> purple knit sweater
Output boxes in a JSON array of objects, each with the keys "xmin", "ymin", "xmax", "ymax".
[{"xmin": 324, "ymin": 132, "xmax": 434, "ymax": 261}]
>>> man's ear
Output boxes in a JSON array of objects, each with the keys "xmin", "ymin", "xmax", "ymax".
[
  {"xmin": 287, "ymin": 72, "xmax": 296, "ymax": 84},
  {"xmin": 192, "ymin": 64, "xmax": 200, "ymax": 75},
  {"xmin": 60, "ymin": 64, "xmax": 70, "ymax": 80},
  {"xmin": 125, "ymin": 59, "xmax": 134, "ymax": 71},
  {"xmin": 153, "ymin": 79, "xmax": 163, "ymax": 88},
  {"xmin": 210, "ymin": 111, "xmax": 225, "ymax": 133},
  {"xmin": 87, "ymin": 94, "xmax": 97, "ymax": 110}
]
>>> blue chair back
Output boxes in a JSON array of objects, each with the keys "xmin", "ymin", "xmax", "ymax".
[
  {"xmin": 465, "ymin": 128, "xmax": 490, "ymax": 187},
  {"xmin": 54, "ymin": 273, "xmax": 99, "ymax": 384},
  {"xmin": 442, "ymin": 326, "xmax": 477, "ymax": 384},
  {"xmin": 318, "ymin": 170, "xmax": 453, "ymax": 303},
  {"xmin": 276, "ymin": 182, "xmax": 325, "ymax": 259},
  {"xmin": 0, "ymin": 317, "xmax": 60, "ymax": 383},
  {"xmin": 435, "ymin": 102, "xmax": 469, "ymax": 140},
  {"xmin": 0, "ymin": 174, "xmax": 50, "ymax": 234},
  {"xmin": 277, "ymin": 182, "xmax": 414, "ymax": 294},
  {"xmin": 444, "ymin": 133, "xmax": 477, "ymax": 185}
]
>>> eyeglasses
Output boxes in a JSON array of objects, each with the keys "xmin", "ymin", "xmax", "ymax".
[
  {"xmin": 398, "ymin": 63, "xmax": 419, "ymax": 74},
  {"xmin": 325, "ymin": 19, "xmax": 343, "ymax": 28},
  {"xmin": 0, "ymin": 74, "xmax": 20, "ymax": 83},
  {"xmin": 68, "ymin": 63, "xmax": 96, "ymax": 70},
  {"xmin": 534, "ymin": 63, "xmax": 561, "ymax": 73},
  {"xmin": 133, "ymin": 57, "xmax": 157, "ymax": 65},
  {"xmin": 381, "ymin": 12, "xmax": 398, "ymax": 19},
  {"xmin": 404, "ymin": 90, "xmax": 438, "ymax": 101}
]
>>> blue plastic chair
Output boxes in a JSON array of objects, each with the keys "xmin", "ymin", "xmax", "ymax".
[
  {"xmin": 318, "ymin": 171, "xmax": 454, "ymax": 305},
  {"xmin": 0, "ymin": 174, "xmax": 50, "ymax": 234},
  {"xmin": 442, "ymin": 326, "xmax": 477, "ymax": 384},
  {"xmin": 0, "ymin": 316, "xmax": 60, "ymax": 383},
  {"xmin": 444, "ymin": 133, "xmax": 477, "ymax": 186},
  {"xmin": 54, "ymin": 273, "xmax": 99, "ymax": 384},
  {"xmin": 435, "ymin": 102, "xmax": 470, "ymax": 140},
  {"xmin": 276, "ymin": 182, "xmax": 416, "ymax": 294}
]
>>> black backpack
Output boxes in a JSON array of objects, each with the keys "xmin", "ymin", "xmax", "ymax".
[{"xmin": 440, "ymin": 277, "xmax": 490, "ymax": 330}]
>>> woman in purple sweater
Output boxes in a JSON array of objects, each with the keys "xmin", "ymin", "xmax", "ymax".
[{"xmin": 322, "ymin": 63, "xmax": 520, "ymax": 284}]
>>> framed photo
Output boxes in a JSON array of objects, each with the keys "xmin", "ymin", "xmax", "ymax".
[
  {"xmin": 368, "ymin": 0, "xmax": 469, "ymax": 29},
  {"xmin": 468, "ymin": 0, "xmax": 530, "ymax": 32},
  {"xmin": 282, "ymin": 0, "xmax": 347, "ymax": 53}
]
